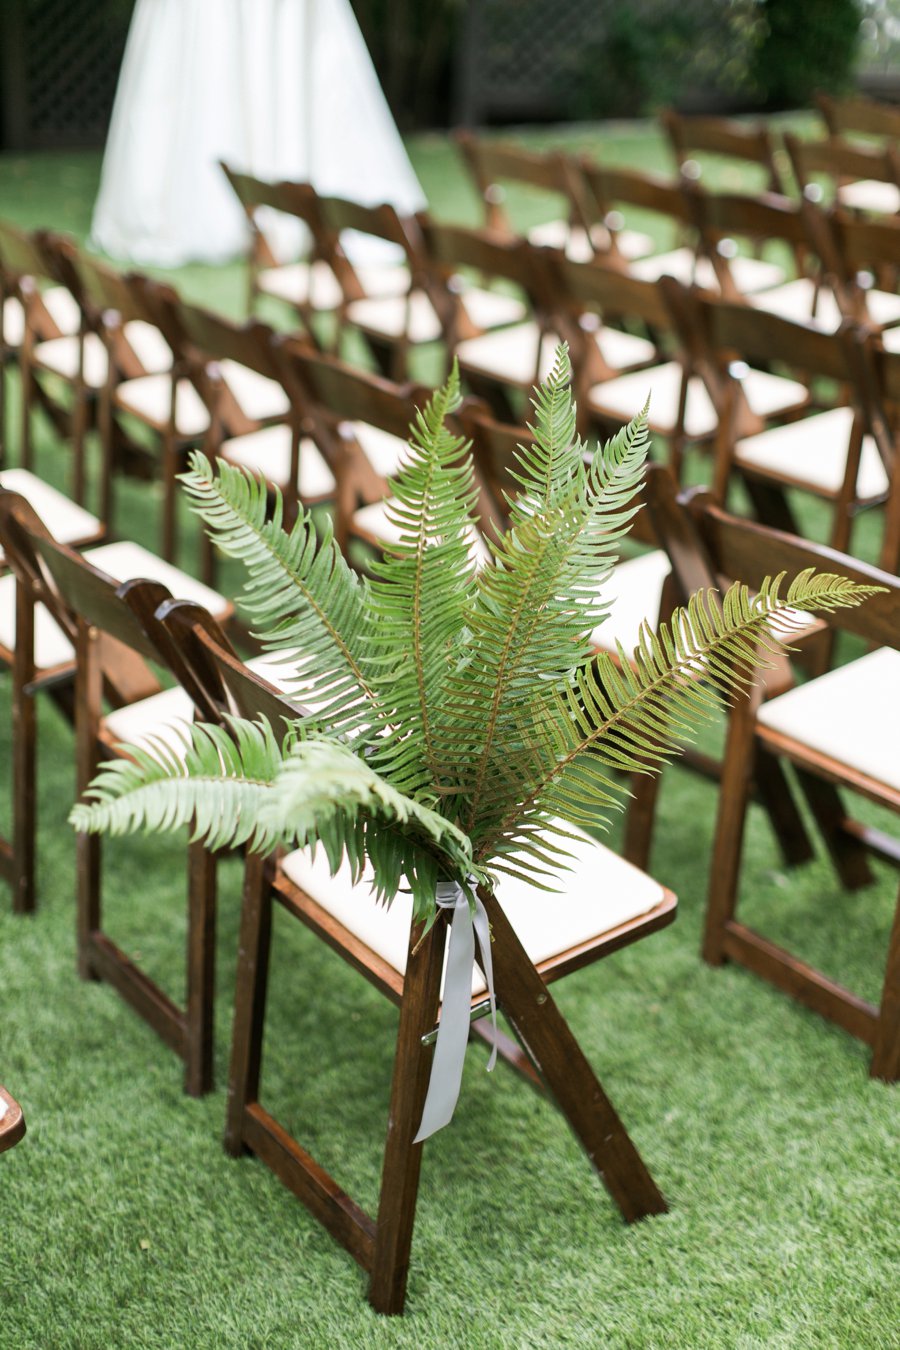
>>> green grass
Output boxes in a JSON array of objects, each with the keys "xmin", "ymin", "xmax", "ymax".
[{"xmin": 0, "ymin": 121, "xmax": 898, "ymax": 1349}]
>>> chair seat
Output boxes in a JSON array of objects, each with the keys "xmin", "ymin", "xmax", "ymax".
[
  {"xmin": 349, "ymin": 421, "xmax": 409, "ymax": 479},
  {"xmin": 258, "ymin": 260, "xmax": 344, "ymax": 310},
  {"xmin": 457, "ymin": 321, "xmax": 656, "ymax": 389},
  {"xmin": 352, "ymin": 497, "xmax": 491, "ymax": 567},
  {"xmin": 837, "ymin": 179, "xmax": 900, "ymax": 215},
  {"xmin": 590, "ymin": 550, "xmax": 672, "ymax": 656},
  {"xmin": 220, "ymin": 424, "xmax": 337, "ymax": 500},
  {"xmin": 218, "ymin": 359, "xmax": 289, "ymax": 421},
  {"xmin": 115, "ymin": 374, "xmax": 210, "ymax": 436},
  {"xmin": 752, "ymin": 277, "xmax": 900, "ymax": 332},
  {"xmin": 588, "ymin": 361, "xmax": 807, "ymax": 440},
  {"xmin": 0, "ymin": 469, "xmax": 101, "ymax": 565},
  {"xmin": 527, "ymin": 218, "xmax": 654, "ymax": 262},
  {"xmin": 0, "ymin": 539, "xmax": 229, "ymax": 671},
  {"xmin": 734, "ymin": 405, "xmax": 888, "ymax": 502},
  {"xmin": 41, "ymin": 285, "xmax": 81, "ymax": 336},
  {"xmin": 280, "ymin": 821, "xmax": 667, "ymax": 994},
  {"xmin": 757, "ymin": 647, "xmax": 900, "ymax": 794},
  {"xmin": 631, "ymin": 247, "xmax": 785, "ymax": 294},
  {"xmin": 33, "ymin": 321, "xmax": 172, "ymax": 388},
  {"xmin": 2, "ymin": 296, "xmax": 25, "ymax": 348},
  {"xmin": 346, "ymin": 287, "xmax": 526, "ymax": 346}
]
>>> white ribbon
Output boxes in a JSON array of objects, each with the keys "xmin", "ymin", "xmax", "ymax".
[{"xmin": 414, "ymin": 881, "xmax": 497, "ymax": 1143}]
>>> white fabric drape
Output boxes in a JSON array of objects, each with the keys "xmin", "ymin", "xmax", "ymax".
[{"xmin": 91, "ymin": 0, "xmax": 426, "ymax": 267}]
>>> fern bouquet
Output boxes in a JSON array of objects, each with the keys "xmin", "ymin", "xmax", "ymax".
[{"xmin": 72, "ymin": 348, "xmax": 875, "ymax": 950}]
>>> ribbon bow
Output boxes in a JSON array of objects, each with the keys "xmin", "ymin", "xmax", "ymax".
[{"xmin": 414, "ymin": 881, "xmax": 497, "ymax": 1143}]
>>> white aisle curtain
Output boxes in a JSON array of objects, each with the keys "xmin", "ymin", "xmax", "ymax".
[{"xmin": 91, "ymin": 0, "xmax": 426, "ymax": 267}]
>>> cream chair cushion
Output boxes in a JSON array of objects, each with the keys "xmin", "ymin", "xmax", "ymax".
[
  {"xmin": 346, "ymin": 287, "xmax": 525, "ymax": 346},
  {"xmin": 752, "ymin": 277, "xmax": 900, "ymax": 331},
  {"xmin": 220, "ymin": 424, "xmax": 336, "ymax": 499},
  {"xmin": 457, "ymin": 321, "xmax": 655, "ymax": 388},
  {"xmin": 631, "ymin": 247, "xmax": 784, "ymax": 294},
  {"xmin": 588, "ymin": 361, "xmax": 807, "ymax": 440},
  {"xmin": 734, "ymin": 405, "xmax": 889, "ymax": 502},
  {"xmin": 837, "ymin": 179, "xmax": 900, "ymax": 215},
  {"xmin": 350, "ymin": 422, "xmax": 409, "ymax": 479},
  {"xmin": 2, "ymin": 297, "xmax": 25, "ymax": 348},
  {"xmin": 115, "ymin": 374, "xmax": 210, "ymax": 435},
  {"xmin": 258, "ymin": 260, "xmax": 344, "ymax": 310},
  {"xmin": 757, "ymin": 647, "xmax": 900, "ymax": 794},
  {"xmin": 0, "ymin": 469, "xmax": 100, "ymax": 565},
  {"xmin": 590, "ymin": 550, "xmax": 671, "ymax": 656},
  {"xmin": 33, "ymin": 320, "xmax": 172, "ymax": 388},
  {"xmin": 218, "ymin": 359, "xmax": 289, "ymax": 421},
  {"xmin": 281, "ymin": 820, "xmax": 666, "ymax": 994}
]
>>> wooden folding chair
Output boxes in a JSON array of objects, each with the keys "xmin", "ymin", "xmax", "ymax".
[
  {"xmin": 0, "ymin": 223, "xmax": 83, "ymax": 469},
  {"xmin": 808, "ymin": 208, "xmax": 900, "ymax": 339},
  {"xmin": 660, "ymin": 108, "xmax": 787, "ymax": 195},
  {"xmin": 839, "ymin": 326, "xmax": 900, "ymax": 574},
  {"xmin": 661, "ymin": 279, "xmax": 889, "ymax": 560},
  {"xmin": 552, "ymin": 256, "xmax": 808, "ymax": 476},
  {"xmin": 155, "ymin": 595, "xmax": 676, "ymax": 1314},
  {"xmin": 815, "ymin": 93, "xmax": 900, "ymax": 215},
  {"xmin": 0, "ymin": 486, "xmax": 229, "ymax": 918},
  {"xmin": 453, "ymin": 131, "xmax": 642, "ymax": 261},
  {"xmin": 785, "ymin": 130, "xmax": 900, "ymax": 221},
  {"xmin": 0, "ymin": 493, "xmax": 234, "ymax": 1091},
  {"xmin": 663, "ymin": 488, "xmax": 900, "ymax": 1082},
  {"xmin": 0, "ymin": 1085, "xmax": 25, "ymax": 1154}
]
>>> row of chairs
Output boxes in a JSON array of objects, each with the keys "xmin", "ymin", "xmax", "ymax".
[
  {"xmin": 2, "ymin": 460, "xmax": 898, "ymax": 1310},
  {"xmin": 6, "ymin": 207, "xmax": 900, "ymax": 576}
]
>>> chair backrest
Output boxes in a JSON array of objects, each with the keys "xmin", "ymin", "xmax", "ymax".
[
  {"xmin": 647, "ymin": 467, "xmax": 900, "ymax": 652},
  {"xmin": 837, "ymin": 328, "xmax": 900, "ymax": 572},
  {"xmin": 784, "ymin": 132, "xmax": 900, "ymax": 205},
  {"xmin": 817, "ymin": 92, "xmax": 900, "ymax": 144},
  {"xmin": 316, "ymin": 196, "xmax": 423, "ymax": 303},
  {"xmin": 661, "ymin": 109, "xmax": 786, "ymax": 194},
  {"xmin": 0, "ymin": 221, "xmax": 55, "ymax": 286},
  {"xmin": 454, "ymin": 131, "xmax": 593, "ymax": 240},
  {"xmin": 579, "ymin": 162, "xmax": 693, "ymax": 254},
  {"xmin": 0, "ymin": 223, "xmax": 80, "ymax": 343},
  {"xmin": 685, "ymin": 186, "xmax": 812, "ymax": 302},
  {"xmin": 219, "ymin": 164, "xmax": 329, "ymax": 261}
]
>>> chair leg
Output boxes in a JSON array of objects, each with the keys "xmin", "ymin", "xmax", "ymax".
[
  {"xmin": 754, "ymin": 749, "xmax": 815, "ymax": 868},
  {"xmin": 19, "ymin": 359, "xmax": 33, "ymax": 473},
  {"xmin": 368, "ymin": 916, "xmax": 446, "ymax": 1316},
  {"xmin": 75, "ymin": 828, "xmax": 102, "ymax": 980},
  {"xmin": 703, "ymin": 693, "xmax": 758, "ymax": 966},
  {"xmin": 184, "ymin": 841, "xmax": 217, "ymax": 1097},
  {"xmin": 622, "ymin": 769, "xmax": 664, "ymax": 871},
  {"xmin": 225, "ymin": 853, "xmax": 273, "ymax": 1156},
  {"xmin": 161, "ymin": 430, "xmax": 180, "ymax": 562},
  {"xmin": 871, "ymin": 883, "xmax": 900, "ymax": 1083},
  {"xmin": 11, "ymin": 588, "xmax": 37, "ymax": 915},
  {"xmin": 481, "ymin": 889, "xmax": 668, "ymax": 1224},
  {"xmin": 793, "ymin": 768, "xmax": 874, "ymax": 891}
]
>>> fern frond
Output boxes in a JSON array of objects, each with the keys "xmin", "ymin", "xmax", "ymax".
[
  {"xmin": 69, "ymin": 718, "xmax": 289, "ymax": 852},
  {"xmin": 506, "ymin": 344, "xmax": 586, "ymax": 520},
  {"xmin": 475, "ymin": 570, "xmax": 882, "ymax": 864},
  {"xmin": 366, "ymin": 366, "xmax": 481, "ymax": 798},
  {"xmin": 179, "ymin": 453, "xmax": 383, "ymax": 737}
]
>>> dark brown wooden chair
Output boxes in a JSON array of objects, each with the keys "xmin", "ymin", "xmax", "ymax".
[
  {"xmin": 156, "ymin": 595, "xmax": 677, "ymax": 1315},
  {"xmin": 807, "ymin": 207, "xmax": 900, "ymax": 338},
  {"xmin": 660, "ymin": 108, "xmax": 787, "ymax": 195},
  {"xmin": 0, "ymin": 486, "xmax": 229, "ymax": 919},
  {"xmin": 815, "ymin": 93, "xmax": 900, "ymax": 215},
  {"xmin": 0, "ymin": 1085, "xmax": 25, "ymax": 1154},
  {"xmin": 551, "ymin": 256, "xmax": 807, "ymax": 475},
  {"xmin": 657, "ymin": 485, "xmax": 900, "ymax": 1082},
  {"xmin": 0, "ymin": 223, "xmax": 84, "ymax": 470},
  {"xmin": 785, "ymin": 130, "xmax": 900, "ymax": 220},
  {"xmin": 660, "ymin": 279, "xmax": 887, "ymax": 560}
]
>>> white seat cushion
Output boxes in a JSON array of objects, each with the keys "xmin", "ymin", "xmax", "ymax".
[
  {"xmin": 734, "ymin": 405, "xmax": 888, "ymax": 501},
  {"xmin": 757, "ymin": 648, "xmax": 900, "ymax": 793},
  {"xmin": 352, "ymin": 497, "xmax": 491, "ymax": 568},
  {"xmin": 123, "ymin": 320, "xmax": 172, "ymax": 375},
  {"xmin": 459, "ymin": 286, "xmax": 527, "ymax": 332},
  {"xmin": 219, "ymin": 359, "xmax": 289, "ymax": 421},
  {"xmin": 631, "ymin": 247, "xmax": 784, "ymax": 294},
  {"xmin": 350, "ymin": 421, "xmax": 409, "ymax": 479},
  {"xmin": 752, "ymin": 277, "xmax": 900, "ymax": 331},
  {"xmin": 458, "ymin": 321, "xmax": 655, "ymax": 388},
  {"xmin": 347, "ymin": 291, "xmax": 442, "ymax": 344},
  {"xmin": 258, "ymin": 260, "xmax": 344, "ymax": 310},
  {"xmin": 103, "ymin": 685, "xmax": 196, "ymax": 755},
  {"xmin": 837, "ymin": 179, "xmax": 900, "ymax": 215},
  {"xmin": 34, "ymin": 333, "xmax": 108, "ymax": 387},
  {"xmin": 115, "ymin": 374, "xmax": 210, "ymax": 436},
  {"xmin": 220, "ymin": 424, "xmax": 336, "ymax": 499},
  {"xmin": 590, "ymin": 550, "xmax": 671, "ymax": 656},
  {"xmin": 0, "ymin": 540, "xmax": 227, "ymax": 669},
  {"xmin": 589, "ymin": 361, "xmax": 807, "ymax": 440},
  {"xmin": 2, "ymin": 297, "xmax": 25, "ymax": 348},
  {"xmin": 41, "ymin": 286, "xmax": 81, "ymax": 336},
  {"xmin": 0, "ymin": 468, "xmax": 100, "ymax": 564},
  {"xmin": 280, "ymin": 821, "xmax": 666, "ymax": 995},
  {"xmin": 527, "ymin": 218, "xmax": 654, "ymax": 262}
]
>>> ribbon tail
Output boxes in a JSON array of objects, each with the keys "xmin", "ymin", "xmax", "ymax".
[
  {"xmin": 414, "ymin": 896, "xmax": 475, "ymax": 1143},
  {"xmin": 472, "ymin": 897, "xmax": 498, "ymax": 1072}
]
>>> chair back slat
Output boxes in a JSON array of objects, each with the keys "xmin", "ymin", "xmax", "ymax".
[
  {"xmin": 785, "ymin": 132, "xmax": 900, "ymax": 201},
  {"xmin": 33, "ymin": 535, "xmax": 162, "ymax": 661},
  {"xmin": 818, "ymin": 93, "xmax": 900, "ymax": 143},
  {"xmin": 662, "ymin": 109, "xmax": 784, "ymax": 192},
  {"xmin": 0, "ymin": 222, "xmax": 54, "ymax": 283}
]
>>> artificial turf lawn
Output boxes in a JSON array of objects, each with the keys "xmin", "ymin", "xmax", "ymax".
[{"xmin": 0, "ymin": 119, "xmax": 898, "ymax": 1348}]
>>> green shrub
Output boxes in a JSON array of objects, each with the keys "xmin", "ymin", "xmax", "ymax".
[{"xmin": 751, "ymin": 0, "xmax": 862, "ymax": 108}]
